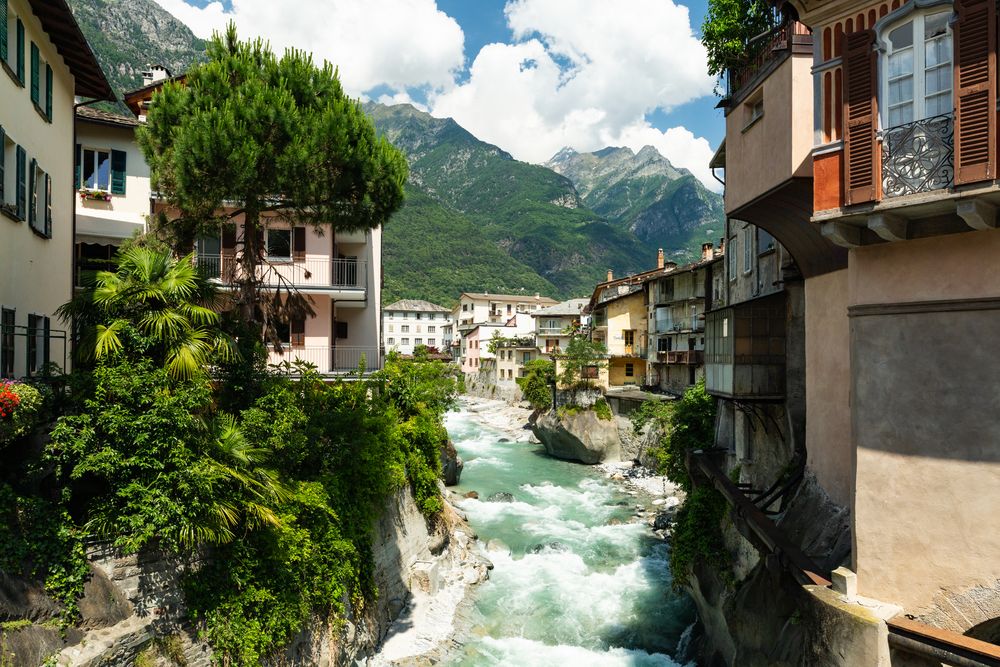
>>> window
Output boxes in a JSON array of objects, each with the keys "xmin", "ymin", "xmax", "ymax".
[
  {"xmin": 273, "ymin": 320, "xmax": 290, "ymax": 345},
  {"xmin": 0, "ymin": 307, "xmax": 13, "ymax": 378},
  {"xmin": 387, "ymin": 324, "xmax": 393, "ymax": 333},
  {"xmin": 881, "ymin": 10, "xmax": 952, "ymax": 128},
  {"xmin": 26, "ymin": 314, "xmax": 48, "ymax": 376},
  {"xmin": 415, "ymin": 338, "xmax": 422, "ymax": 346},
  {"xmin": 744, "ymin": 91, "xmax": 764, "ymax": 129},
  {"xmin": 625, "ymin": 363, "xmax": 634, "ymax": 377},
  {"xmin": 416, "ymin": 313, "xmax": 422, "ymax": 320},
  {"xmin": 728, "ymin": 234, "xmax": 737, "ymax": 280},
  {"xmin": 387, "ymin": 337, "xmax": 395, "ymax": 345},
  {"xmin": 267, "ymin": 229, "xmax": 291, "ymax": 260},
  {"xmin": 401, "ymin": 325, "xmax": 409, "ymax": 333},
  {"xmin": 427, "ymin": 338, "xmax": 435, "ymax": 346},
  {"xmin": 0, "ymin": 126, "xmax": 7, "ymax": 205},
  {"xmin": 742, "ymin": 227, "xmax": 753, "ymax": 274},
  {"xmin": 462, "ymin": 304, "xmax": 468, "ymax": 312},
  {"xmin": 335, "ymin": 321, "xmax": 348, "ymax": 339},
  {"xmin": 758, "ymin": 228, "xmax": 775, "ymax": 254},
  {"xmin": 15, "ymin": 144, "xmax": 24, "ymax": 219},
  {"xmin": 402, "ymin": 338, "xmax": 409, "ymax": 345},
  {"xmin": 428, "ymin": 326, "xmax": 436, "ymax": 333},
  {"xmin": 0, "ymin": 2, "xmax": 8, "ymax": 67},
  {"xmin": 80, "ymin": 148, "xmax": 111, "ymax": 191}
]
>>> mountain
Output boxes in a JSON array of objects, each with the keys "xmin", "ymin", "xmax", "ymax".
[
  {"xmin": 67, "ymin": 0, "xmax": 205, "ymax": 109},
  {"xmin": 367, "ymin": 103, "xmax": 655, "ymax": 301},
  {"xmin": 546, "ymin": 146, "xmax": 725, "ymax": 262}
]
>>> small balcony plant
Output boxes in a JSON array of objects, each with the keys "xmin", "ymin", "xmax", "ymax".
[
  {"xmin": 78, "ymin": 188, "xmax": 113, "ymax": 202},
  {"xmin": 0, "ymin": 380, "xmax": 43, "ymax": 445}
]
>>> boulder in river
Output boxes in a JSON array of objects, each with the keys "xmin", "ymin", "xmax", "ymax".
[
  {"xmin": 463, "ymin": 491, "xmax": 479, "ymax": 499},
  {"xmin": 486, "ymin": 492, "xmax": 515, "ymax": 503},
  {"xmin": 528, "ymin": 541, "xmax": 571, "ymax": 554},
  {"xmin": 440, "ymin": 438, "xmax": 464, "ymax": 486},
  {"xmin": 531, "ymin": 409, "xmax": 622, "ymax": 464}
]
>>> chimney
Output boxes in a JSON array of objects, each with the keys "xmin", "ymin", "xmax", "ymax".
[
  {"xmin": 141, "ymin": 64, "xmax": 171, "ymax": 87},
  {"xmin": 607, "ymin": 269, "xmax": 614, "ymax": 282},
  {"xmin": 701, "ymin": 243, "xmax": 714, "ymax": 262},
  {"xmin": 718, "ymin": 236, "xmax": 726, "ymax": 256},
  {"xmin": 657, "ymin": 248, "xmax": 665, "ymax": 269}
]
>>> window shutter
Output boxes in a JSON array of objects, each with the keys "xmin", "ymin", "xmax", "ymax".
[
  {"xmin": 29, "ymin": 42, "xmax": 38, "ymax": 104},
  {"xmin": 110, "ymin": 149, "xmax": 126, "ymax": 194},
  {"xmin": 27, "ymin": 158, "xmax": 35, "ymax": 229},
  {"xmin": 44, "ymin": 64, "xmax": 52, "ymax": 119},
  {"xmin": 0, "ymin": 2, "xmax": 7, "ymax": 63},
  {"xmin": 42, "ymin": 316, "xmax": 50, "ymax": 368},
  {"xmin": 954, "ymin": 0, "xmax": 997, "ymax": 184},
  {"xmin": 15, "ymin": 19, "xmax": 23, "ymax": 83},
  {"xmin": 44, "ymin": 172, "xmax": 51, "ymax": 237},
  {"xmin": 843, "ymin": 29, "xmax": 879, "ymax": 205},
  {"xmin": 0, "ymin": 126, "xmax": 5, "ymax": 203},
  {"xmin": 291, "ymin": 318, "xmax": 305, "ymax": 346},
  {"xmin": 293, "ymin": 226, "xmax": 306, "ymax": 261},
  {"xmin": 15, "ymin": 146, "xmax": 25, "ymax": 220},
  {"xmin": 74, "ymin": 144, "xmax": 81, "ymax": 189}
]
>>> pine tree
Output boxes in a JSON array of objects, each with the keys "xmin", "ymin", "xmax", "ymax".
[{"xmin": 138, "ymin": 25, "xmax": 408, "ymax": 340}]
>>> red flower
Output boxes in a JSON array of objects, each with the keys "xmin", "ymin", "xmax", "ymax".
[{"xmin": 0, "ymin": 383, "xmax": 21, "ymax": 419}]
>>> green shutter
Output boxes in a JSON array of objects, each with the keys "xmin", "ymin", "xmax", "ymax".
[
  {"xmin": 15, "ymin": 146, "xmax": 24, "ymax": 220},
  {"xmin": 44, "ymin": 64, "xmax": 52, "ymax": 119},
  {"xmin": 1, "ymin": 2, "xmax": 7, "ymax": 63},
  {"xmin": 15, "ymin": 19, "xmax": 23, "ymax": 83},
  {"xmin": 44, "ymin": 172, "xmax": 51, "ymax": 237},
  {"xmin": 29, "ymin": 42, "xmax": 38, "ymax": 104},
  {"xmin": 74, "ymin": 144, "xmax": 81, "ymax": 189},
  {"xmin": 0, "ymin": 126, "xmax": 5, "ymax": 203},
  {"xmin": 110, "ymin": 149, "xmax": 126, "ymax": 195},
  {"xmin": 27, "ymin": 158, "xmax": 35, "ymax": 229}
]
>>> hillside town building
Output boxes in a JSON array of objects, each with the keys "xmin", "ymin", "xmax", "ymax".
[
  {"xmin": 382, "ymin": 299, "xmax": 452, "ymax": 355},
  {"xmin": 0, "ymin": 0, "xmax": 112, "ymax": 378}
]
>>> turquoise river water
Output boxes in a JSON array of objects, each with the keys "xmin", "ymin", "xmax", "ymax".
[{"xmin": 442, "ymin": 405, "xmax": 695, "ymax": 666}]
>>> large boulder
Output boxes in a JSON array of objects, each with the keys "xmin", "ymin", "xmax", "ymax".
[
  {"xmin": 440, "ymin": 438, "xmax": 463, "ymax": 486},
  {"xmin": 532, "ymin": 409, "xmax": 621, "ymax": 464}
]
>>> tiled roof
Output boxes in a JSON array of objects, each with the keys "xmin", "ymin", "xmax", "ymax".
[
  {"xmin": 460, "ymin": 292, "xmax": 558, "ymax": 303},
  {"xmin": 533, "ymin": 298, "xmax": 589, "ymax": 316},
  {"xmin": 76, "ymin": 106, "xmax": 142, "ymax": 128},
  {"xmin": 383, "ymin": 299, "xmax": 452, "ymax": 313}
]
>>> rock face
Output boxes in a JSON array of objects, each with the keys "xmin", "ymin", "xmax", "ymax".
[
  {"xmin": 532, "ymin": 409, "xmax": 621, "ymax": 464},
  {"xmin": 440, "ymin": 438, "xmax": 463, "ymax": 486}
]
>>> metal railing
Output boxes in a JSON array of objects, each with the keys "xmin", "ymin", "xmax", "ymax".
[
  {"xmin": 725, "ymin": 20, "xmax": 812, "ymax": 100},
  {"xmin": 268, "ymin": 345, "xmax": 383, "ymax": 375},
  {"xmin": 0, "ymin": 324, "xmax": 69, "ymax": 379},
  {"xmin": 881, "ymin": 113, "xmax": 954, "ymax": 198},
  {"xmin": 196, "ymin": 255, "xmax": 367, "ymax": 290},
  {"xmin": 659, "ymin": 350, "xmax": 704, "ymax": 365},
  {"xmin": 654, "ymin": 316, "xmax": 703, "ymax": 334}
]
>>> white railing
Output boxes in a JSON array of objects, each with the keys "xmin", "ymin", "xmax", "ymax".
[
  {"xmin": 537, "ymin": 327, "xmax": 565, "ymax": 334},
  {"xmin": 654, "ymin": 315, "xmax": 702, "ymax": 334},
  {"xmin": 196, "ymin": 255, "xmax": 367, "ymax": 290},
  {"xmin": 268, "ymin": 346, "xmax": 383, "ymax": 375}
]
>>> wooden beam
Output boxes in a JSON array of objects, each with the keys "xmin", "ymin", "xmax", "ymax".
[
  {"xmin": 956, "ymin": 199, "xmax": 998, "ymax": 231},
  {"xmin": 868, "ymin": 213, "xmax": 909, "ymax": 242},
  {"xmin": 821, "ymin": 221, "xmax": 863, "ymax": 248}
]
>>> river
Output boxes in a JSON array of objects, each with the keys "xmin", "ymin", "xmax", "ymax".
[{"xmin": 441, "ymin": 403, "xmax": 695, "ymax": 666}]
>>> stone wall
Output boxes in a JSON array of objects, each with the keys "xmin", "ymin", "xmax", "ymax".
[{"xmin": 464, "ymin": 371, "xmax": 524, "ymax": 404}]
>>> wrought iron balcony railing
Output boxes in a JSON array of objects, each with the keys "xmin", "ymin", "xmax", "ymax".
[{"xmin": 881, "ymin": 113, "xmax": 954, "ymax": 198}]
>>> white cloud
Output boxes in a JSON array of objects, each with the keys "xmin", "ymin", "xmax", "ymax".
[
  {"xmin": 427, "ymin": 0, "xmax": 717, "ymax": 188},
  {"xmin": 152, "ymin": 0, "xmax": 465, "ymax": 95}
]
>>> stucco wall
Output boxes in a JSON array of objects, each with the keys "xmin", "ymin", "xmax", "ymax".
[
  {"xmin": 74, "ymin": 122, "xmax": 150, "ymax": 242},
  {"xmin": 804, "ymin": 269, "xmax": 852, "ymax": 509},
  {"xmin": 847, "ymin": 229, "xmax": 1000, "ymax": 618},
  {"xmin": 0, "ymin": 0, "xmax": 77, "ymax": 376},
  {"xmin": 604, "ymin": 294, "xmax": 647, "ymax": 357}
]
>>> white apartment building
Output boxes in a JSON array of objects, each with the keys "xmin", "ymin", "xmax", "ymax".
[
  {"xmin": 74, "ymin": 106, "xmax": 149, "ymax": 281},
  {"xmin": 531, "ymin": 298, "xmax": 589, "ymax": 354},
  {"xmin": 382, "ymin": 299, "xmax": 451, "ymax": 356},
  {"xmin": 1, "ymin": 0, "xmax": 112, "ymax": 378},
  {"xmin": 461, "ymin": 312, "xmax": 538, "ymax": 376},
  {"xmin": 451, "ymin": 291, "xmax": 558, "ymax": 370}
]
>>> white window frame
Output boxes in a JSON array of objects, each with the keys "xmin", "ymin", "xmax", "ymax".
[
  {"xmin": 742, "ymin": 226, "xmax": 753, "ymax": 274},
  {"xmin": 877, "ymin": 4, "xmax": 954, "ymax": 130},
  {"xmin": 80, "ymin": 146, "xmax": 111, "ymax": 191},
  {"xmin": 729, "ymin": 235, "xmax": 738, "ymax": 281}
]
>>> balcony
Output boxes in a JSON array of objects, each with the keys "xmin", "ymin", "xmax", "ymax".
[
  {"xmin": 653, "ymin": 316, "xmax": 703, "ymax": 334},
  {"xmin": 537, "ymin": 326, "xmax": 567, "ymax": 335},
  {"xmin": 196, "ymin": 255, "xmax": 367, "ymax": 297},
  {"xmin": 881, "ymin": 114, "xmax": 954, "ymax": 198},
  {"xmin": 268, "ymin": 345, "xmax": 383, "ymax": 376},
  {"xmin": 725, "ymin": 20, "xmax": 812, "ymax": 102},
  {"xmin": 658, "ymin": 350, "xmax": 703, "ymax": 365},
  {"xmin": 612, "ymin": 345, "xmax": 646, "ymax": 358}
]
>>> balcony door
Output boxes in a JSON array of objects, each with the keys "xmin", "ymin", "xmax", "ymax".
[{"xmin": 624, "ymin": 330, "xmax": 635, "ymax": 355}]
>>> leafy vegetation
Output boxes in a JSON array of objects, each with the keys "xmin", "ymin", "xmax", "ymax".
[
  {"xmin": 593, "ymin": 398, "xmax": 613, "ymax": 422},
  {"xmin": 0, "ymin": 382, "xmax": 43, "ymax": 445},
  {"xmin": 558, "ymin": 335, "xmax": 607, "ymax": 388},
  {"xmin": 517, "ymin": 359, "xmax": 555, "ymax": 411},
  {"xmin": 701, "ymin": 0, "xmax": 779, "ymax": 81},
  {"xmin": 668, "ymin": 486, "xmax": 731, "ymax": 591},
  {"xmin": 646, "ymin": 379, "xmax": 716, "ymax": 492}
]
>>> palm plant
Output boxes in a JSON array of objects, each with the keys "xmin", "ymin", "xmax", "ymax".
[{"xmin": 59, "ymin": 246, "xmax": 237, "ymax": 380}]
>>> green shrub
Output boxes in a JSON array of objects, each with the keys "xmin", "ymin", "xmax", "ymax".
[
  {"xmin": 668, "ymin": 485, "xmax": 731, "ymax": 591},
  {"xmin": 648, "ymin": 379, "xmax": 716, "ymax": 491},
  {"xmin": 593, "ymin": 398, "xmax": 613, "ymax": 421},
  {"xmin": 517, "ymin": 359, "xmax": 554, "ymax": 410},
  {"xmin": 0, "ymin": 382, "xmax": 43, "ymax": 445}
]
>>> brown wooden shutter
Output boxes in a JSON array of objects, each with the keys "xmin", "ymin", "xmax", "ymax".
[
  {"xmin": 843, "ymin": 29, "xmax": 879, "ymax": 205},
  {"xmin": 290, "ymin": 318, "xmax": 305, "ymax": 347},
  {"xmin": 954, "ymin": 0, "xmax": 997, "ymax": 185},
  {"xmin": 293, "ymin": 227, "xmax": 306, "ymax": 261}
]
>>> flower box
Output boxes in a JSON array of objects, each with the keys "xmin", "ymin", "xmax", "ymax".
[{"xmin": 78, "ymin": 189, "xmax": 113, "ymax": 202}]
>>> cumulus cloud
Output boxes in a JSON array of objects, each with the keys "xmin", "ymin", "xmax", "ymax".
[
  {"xmin": 152, "ymin": 0, "xmax": 465, "ymax": 95},
  {"xmin": 428, "ymin": 0, "xmax": 717, "ymax": 188}
]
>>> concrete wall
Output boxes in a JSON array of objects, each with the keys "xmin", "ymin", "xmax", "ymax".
[
  {"xmin": 804, "ymin": 269, "xmax": 852, "ymax": 509},
  {"xmin": 848, "ymin": 229, "xmax": 1000, "ymax": 621},
  {"xmin": 723, "ymin": 54, "xmax": 814, "ymax": 215},
  {"xmin": 0, "ymin": 0, "xmax": 77, "ymax": 376},
  {"xmin": 74, "ymin": 122, "xmax": 149, "ymax": 243}
]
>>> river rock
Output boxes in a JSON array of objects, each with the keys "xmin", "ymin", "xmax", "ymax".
[
  {"xmin": 440, "ymin": 438, "xmax": 464, "ymax": 486},
  {"xmin": 486, "ymin": 539, "xmax": 511, "ymax": 556},
  {"xmin": 653, "ymin": 511, "xmax": 674, "ymax": 530},
  {"xmin": 486, "ymin": 492, "xmax": 515, "ymax": 503},
  {"xmin": 528, "ymin": 541, "xmax": 571, "ymax": 554},
  {"xmin": 463, "ymin": 491, "xmax": 479, "ymax": 499},
  {"xmin": 531, "ymin": 409, "xmax": 622, "ymax": 464}
]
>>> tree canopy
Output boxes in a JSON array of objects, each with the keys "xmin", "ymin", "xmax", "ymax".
[
  {"xmin": 138, "ymin": 24, "xmax": 409, "ymax": 335},
  {"xmin": 701, "ymin": 0, "xmax": 781, "ymax": 82}
]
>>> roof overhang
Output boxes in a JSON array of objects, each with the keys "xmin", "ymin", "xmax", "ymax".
[{"xmin": 27, "ymin": 0, "xmax": 113, "ymax": 100}]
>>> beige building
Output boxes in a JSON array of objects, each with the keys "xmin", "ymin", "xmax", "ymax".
[
  {"xmin": 0, "ymin": 0, "xmax": 111, "ymax": 378},
  {"xmin": 452, "ymin": 291, "xmax": 557, "ymax": 371},
  {"xmin": 382, "ymin": 299, "xmax": 451, "ymax": 356},
  {"xmin": 531, "ymin": 298, "xmax": 588, "ymax": 354}
]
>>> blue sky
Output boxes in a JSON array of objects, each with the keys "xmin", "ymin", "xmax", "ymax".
[{"xmin": 156, "ymin": 0, "xmax": 724, "ymax": 188}]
